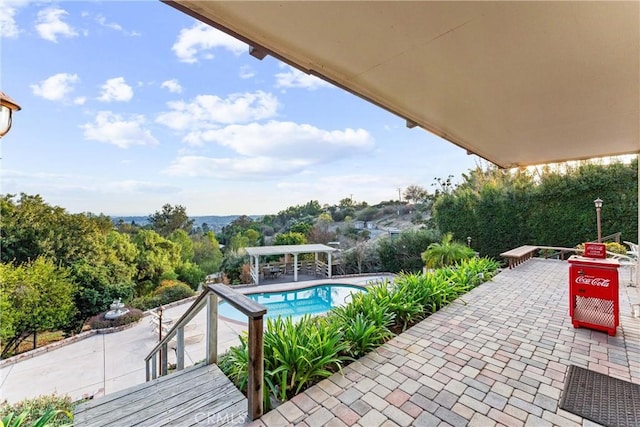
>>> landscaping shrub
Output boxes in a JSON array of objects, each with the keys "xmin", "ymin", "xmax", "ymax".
[
  {"xmin": 129, "ymin": 295, "xmax": 162, "ymax": 311},
  {"xmin": 421, "ymin": 233, "xmax": 475, "ymax": 269},
  {"xmin": 605, "ymin": 242, "xmax": 627, "ymax": 255},
  {"xmin": 153, "ymin": 280, "xmax": 195, "ymax": 304},
  {"xmin": 87, "ymin": 308, "xmax": 143, "ymax": 330},
  {"xmin": 0, "ymin": 394, "xmax": 73, "ymax": 426},
  {"xmin": 330, "ymin": 312, "xmax": 393, "ymax": 358},
  {"xmin": 575, "ymin": 242, "xmax": 628, "ymax": 256},
  {"xmin": 263, "ymin": 315, "xmax": 350, "ymax": 402}
]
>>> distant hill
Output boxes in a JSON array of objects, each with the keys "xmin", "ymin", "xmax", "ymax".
[{"xmin": 111, "ymin": 215, "xmax": 261, "ymax": 232}]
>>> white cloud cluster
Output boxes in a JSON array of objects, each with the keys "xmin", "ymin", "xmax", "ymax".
[
  {"xmin": 164, "ymin": 121, "xmax": 374, "ymax": 179},
  {"xmin": 160, "ymin": 79, "xmax": 183, "ymax": 94},
  {"xmin": 275, "ymin": 65, "xmax": 332, "ymax": 91},
  {"xmin": 193, "ymin": 121, "xmax": 373, "ymax": 160},
  {"xmin": 172, "ymin": 21, "xmax": 247, "ymax": 63},
  {"xmin": 82, "ymin": 111, "xmax": 158, "ymax": 148},
  {"xmin": 0, "ymin": 0, "xmax": 29, "ymax": 38},
  {"xmin": 157, "ymin": 91, "xmax": 278, "ymax": 134},
  {"xmin": 35, "ymin": 7, "xmax": 78, "ymax": 42},
  {"xmin": 30, "ymin": 73, "xmax": 79, "ymax": 101},
  {"xmin": 98, "ymin": 77, "xmax": 133, "ymax": 102}
]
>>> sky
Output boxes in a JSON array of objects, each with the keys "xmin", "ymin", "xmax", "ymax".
[{"xmin": 0, "ymin": 0, "xmax": 481, "ymax": 216}]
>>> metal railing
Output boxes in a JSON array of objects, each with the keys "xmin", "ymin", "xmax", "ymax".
[{"xmin": 144, "ymin": 283, "xmax": 267, "ymax": 421}]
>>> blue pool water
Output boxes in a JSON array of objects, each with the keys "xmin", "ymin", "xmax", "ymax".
[{"xmin": 219, "ymin": 284, "xmax": 366, "ymax": 323}]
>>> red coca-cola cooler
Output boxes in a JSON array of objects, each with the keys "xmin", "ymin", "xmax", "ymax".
[{"xmin": 568, "ymin": 244, "xmax": 619, "ymax": 336}]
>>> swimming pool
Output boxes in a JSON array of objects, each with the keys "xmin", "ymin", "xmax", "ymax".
[{"xmin": 218, "ymin": 284, "xmax": 366, "ymax": 323}]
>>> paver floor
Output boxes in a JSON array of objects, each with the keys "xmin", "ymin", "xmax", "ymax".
[{"xmin": 251, "ymin": 259, "xmax": 640, "ymax": 427}]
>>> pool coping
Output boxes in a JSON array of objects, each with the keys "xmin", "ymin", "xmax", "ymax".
[{"xmin": 218, "ymin": 277, "xmax": 389, "ymax": 325}]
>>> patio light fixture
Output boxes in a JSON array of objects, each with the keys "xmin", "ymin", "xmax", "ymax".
[
  {"xmin": 594, "ymin": 198, "xmax": 603, "ymax": 243},
  {"xmin": 0, "ymin": 91, "xmax": 21, "ymax": 138}
]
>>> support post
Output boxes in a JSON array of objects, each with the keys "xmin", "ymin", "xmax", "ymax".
[
  {"xmin": 328, "ymin": 252, "xmax": 332, "ymax": 278},
  {"xmin": 161, "ymin": 342, "xmax": 168, "ymax": 376},
  {"xmin": 206, "ymin": 292, "xmax": 218, "ymax": 365},
  {"xmin": 247, "ymin": 315, "xmax": 264, "ymax": 421},
  {"xmin": 176, "ymin": 326, "xmax": 184, "ymax": 371},
  {"xmin": 151, "ymin": 354, "xmax": 157, "ymax": 380},
  {"xmin": 293, "ymin": 253, "xmax": 298, "ymax": 282}
]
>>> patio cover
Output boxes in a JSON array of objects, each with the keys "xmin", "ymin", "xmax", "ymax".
[
  {"xmin": 163, "ymin": 1, "xmax": 639, "ymax": 168},
  {"xmin": 245, "ymin": 244, "xmax": 338, "ymax": 284}
]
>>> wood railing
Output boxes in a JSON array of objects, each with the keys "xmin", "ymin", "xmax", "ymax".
[
  {"xmin": 144, "ymin": 284, "xmax": 267, "ymax": 421},
  {"xmin": 588, "ymin": 232, "xmax": 622, "ymax": 244}
]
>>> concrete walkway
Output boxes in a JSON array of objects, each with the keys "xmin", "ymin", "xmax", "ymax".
[
  {"xmin": 250, "ymin": 259, "xmax": 640, "ymax": 427},
  {"xmin": 0, "ymin": 302, "xmax": 247, "ymax": 403}
]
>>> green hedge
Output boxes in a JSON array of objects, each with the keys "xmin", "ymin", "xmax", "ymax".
[{"xmin": 434, "ymin": 160, "xmax": 638, "ymax": 259}]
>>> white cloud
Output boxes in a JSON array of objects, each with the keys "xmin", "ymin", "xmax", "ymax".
[
  {"xmin": 73, "ymin": 96, "xmax": 86, "ymax": 105},
  {"xmin": 0, "ymin": 0, "xmax": 29, "ymax": 38},
  {"xmin": 164, "ymin": 156, "xmax": 309, "ymax": 179},
  {"xmin": 35, "ymin": 7, "xmax": 79, "ymax": 43},
  {"xmin": 82, "ymin": 111, "xmax": 158, "ymax": 148},
  {"xmin": 172, "ymin": 21, "xmax": 247, "ymax": 63},
  {"xmin": 160, "ymin": 79, "xmax": 183, "ymax": 94},
  {"xmin": 30, "ymin": 73, "xmax": 79, "ymax": 101},
  {"xmin": 156, "ymin": 91, "xmax": 278, "ymax": 132},
  {"xmin": 163, "ymin": 121, "xmax": 375, "ymax": 179},
  {"xmin": 275, "ymin": 65, "xmax": 332, "ymax": 91},
  {"xmin": 239, "ymin": 65, "xmax": 255, "ymax": 80},
  {"xmin": 98, "ymin": 77, "xmax": 133, "ymax": 102},
  {"xmin": 96, "ymin": 14, "xmax": 140, "ymax": 37},
  {"xmin": 189, "ymin": 121, "xmax": 374, "ymax": 161}
]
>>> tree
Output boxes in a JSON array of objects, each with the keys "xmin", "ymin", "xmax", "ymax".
[
  {"xmin": 404, "ymin": 185, "xmax": 429, "ymax": 204},
  {"xmin": 339, "ymin": 197, "xmax": 355, "ymax": 208},
  {"xmin": 273, "ymin": 232, "xmax": 307, "ymax": 246},
  {"xmin": 421, "ymin": 233, "xmax": 475, "ymax": 269},
  {"xmin": 0, "ymin": 257, "xmax": 76, "ymax": 357},
  {"xmin": 219, "ymin": 215, "xmax": 260, "ymax": 245},
  {"xmin": 132, "ymin": 230, "xmax": 181, "ymax": 293},
  {"xmin": 148, "ymin": 204, "xmax": 194, "ymax": 237},
  {"xmin": 169, "ymin": 229, "xmax": 195, "ymax": 262},
  {"xmin": 193, "ymin": 231, "xmax": 223, "ymax": 274}
]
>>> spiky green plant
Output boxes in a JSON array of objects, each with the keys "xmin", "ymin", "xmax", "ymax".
[{"xmin": 421, "ymin": 233, "xmax": 475, "ymax": 269}]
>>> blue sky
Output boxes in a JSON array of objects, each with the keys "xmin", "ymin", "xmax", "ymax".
[{"xmin": 1, "ymin": 1, "xmax": 480, "ymax": 216}]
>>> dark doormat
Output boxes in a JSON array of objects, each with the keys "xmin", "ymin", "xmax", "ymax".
[{"xmin": 559, "ymin": 365, "xmax": 640, "ymax": 427}]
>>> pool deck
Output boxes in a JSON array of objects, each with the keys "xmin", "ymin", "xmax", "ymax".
[{"xmin": 0, "ymin": 275, "xmax": 392, "ymax": 404}]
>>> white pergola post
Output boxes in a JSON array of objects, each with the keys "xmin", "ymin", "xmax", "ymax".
[
  {"xmin": 314, "ymin": 252, "xmax": 319, "ymax": 276},
  {"xmin": 293, "ymin": 253, "xmax": 298, "ymax": 282},
  {"xmin": 254, "ymin": 255, "xmax": 260, "ymax": 285},
  {"xmin": 327, "ymin": 251, "xmax": 332, "ymax": 278}
]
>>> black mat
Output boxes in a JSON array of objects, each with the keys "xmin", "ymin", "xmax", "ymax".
[{"xmin": 559, "ymin": 365, "xmax": 640, "ymax": 427}]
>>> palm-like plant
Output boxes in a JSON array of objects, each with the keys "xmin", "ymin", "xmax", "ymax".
[{"xmin": 421, "ymin": 233, "xmax": 475, "ymax": 269}]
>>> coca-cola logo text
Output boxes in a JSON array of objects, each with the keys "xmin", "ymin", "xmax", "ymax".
[{"xmin": 575, "ymin": 275, "xmax": 610, "ymax": 287}]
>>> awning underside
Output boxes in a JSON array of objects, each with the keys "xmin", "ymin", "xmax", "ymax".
[{"xmin": 165, "ymin": 1, "xmax": 639, "ymax": 168}]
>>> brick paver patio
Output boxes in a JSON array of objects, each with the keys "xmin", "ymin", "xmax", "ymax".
[{"xmin": 248, "ymin": 258, "xmax": 640, "ymax": 427}]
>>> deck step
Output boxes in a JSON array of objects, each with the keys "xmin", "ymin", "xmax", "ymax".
[{"xmin": 73, "ymin": 363, "xmax": 247, "ymax": 426}]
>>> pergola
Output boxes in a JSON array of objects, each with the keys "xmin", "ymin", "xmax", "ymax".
[
  {"xmin": 245, "ymin": 244, "xmax": 338, "ymax": 285},
  {"xmin": 164, "ymin": 1, "xmax": 639, "ymax": 277}
]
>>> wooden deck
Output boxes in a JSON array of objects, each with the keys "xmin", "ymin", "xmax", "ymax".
[{"xmin": 74, "ymin": 363, "xmax": 247, "ymax": 426}]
